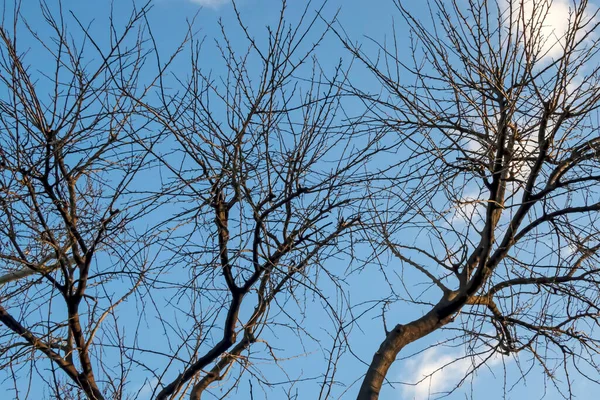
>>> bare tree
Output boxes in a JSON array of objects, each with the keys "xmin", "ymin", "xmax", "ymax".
[
  {"xmin": 0, "ymin": 1, "xmax": 388, "ymax": 399},
  {"xmin": 131, "ymin": 2, "xmax": 390, "ymax": 398},
  {"xmin": 5, "ymin": 0, "xmax": 600, "ymax": 399},
  {"xmin": 0, "ymin": 1, "xmax": 163, "ymax": 398},
  {"xmin": 339, "ymin": 0, "xmax": 600, "ymax": 398}
]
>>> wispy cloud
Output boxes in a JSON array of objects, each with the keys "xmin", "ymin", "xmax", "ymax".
[
  {"xmin": 448, "ymin": 187, "xmax": 487, "ymax": 229},
  {"xmin": 401, "ymin": 346, "xmax": 507, "ymax": 400},
  {"xmin": 189, "ymin": 0, "xmax": 229, "ymax": 8}
]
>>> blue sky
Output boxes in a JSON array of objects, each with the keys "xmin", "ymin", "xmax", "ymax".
[{"xmin": 1, "ymin": 0, "xmax": 599, "ymax": 399}]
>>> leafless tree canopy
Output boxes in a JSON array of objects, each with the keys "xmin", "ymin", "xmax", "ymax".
[
  {"xmin": 345, "ymin": 0, "xmax": 600, "ymax": 398},
  {"xmin": 1, "ymin": 0, "xmax": 600, "ymax": 399}
]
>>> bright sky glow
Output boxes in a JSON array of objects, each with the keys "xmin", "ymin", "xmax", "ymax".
[{"xmin": 505, "ymin": 0, "xmax": 574, "ymax": 59}]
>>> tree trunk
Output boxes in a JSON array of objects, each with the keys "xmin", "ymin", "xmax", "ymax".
[{"xmin": 357, "ymin": 312, "xmax": 444, "ymax": 400}]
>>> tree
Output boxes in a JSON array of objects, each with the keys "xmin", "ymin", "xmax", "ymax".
[
  {"xmin": 3, "ymin": 0, "xmax": 600, "ymax": 399},
  {"xmin": 0, "ymin": 1, "xmax": 386, "ymax": 399},
  {"xmin": 129, "ymin": 2, "xmax": 387, "ymax": 399},
  {"xmin": 0, "ymin": 1, "xmax": 160, "ymax": 398},
  {"xmin": 343, "ymin": 0, "xmax": 600, "ymax": 398}
]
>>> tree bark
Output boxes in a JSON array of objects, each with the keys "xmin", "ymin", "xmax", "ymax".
[{"xmin": 357, "ymin": 311, "xmax": 446, "ymax": 400}]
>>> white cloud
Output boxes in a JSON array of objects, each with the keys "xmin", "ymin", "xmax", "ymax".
[
  {"xmin": 450, "ymin": 189, "xmax": 486, "ymax": 228},
  {"xmin": 503, "ymin": 0, "xmax": 577, "ymax": 59},
  {"xmin": 401, "ymin": 346, "xmax": 507, "ymax": 400},
  {"xmin": 189, "ymin": 0, "xmax": 229, "ymax": 8}
]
